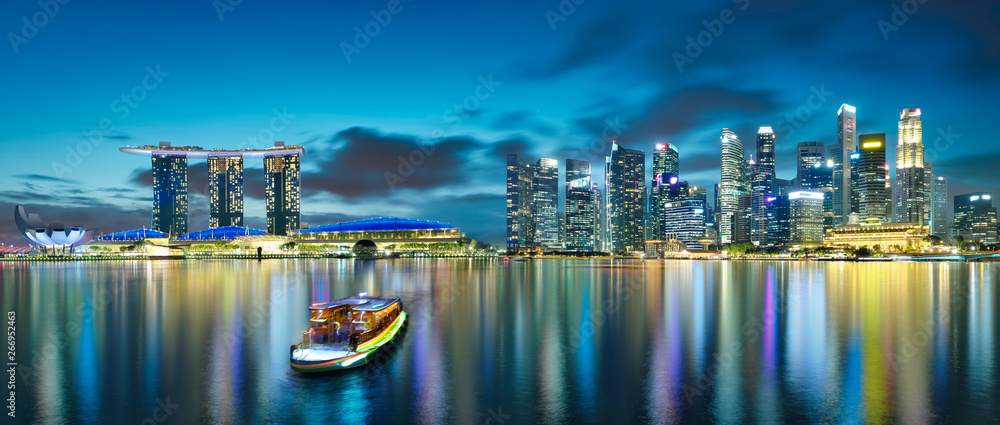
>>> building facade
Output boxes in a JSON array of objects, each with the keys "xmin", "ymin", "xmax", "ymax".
[
  {"xmin": 664, "ymin": 200, "xmax": 707, "ymax": 251},
  {"xmin": 532, "ymin": 158, "xmax": 560, "ymax": 244},
  {"xmin": 565, "ymin": 159, "xmax": 595, "ymax": 251},
  {"xmin": 751, "ymin": 127, "xmax": 775, "ymax": 245},
  {"xmin": 505, "ymin": 154, "xmax": 534, "ymax": 253},
  {"xmin": 789, "ymin": 191, "xmax": 826, "ymax": 246},
  {"xmin": 719, "ymin": 129, "xmax": 746, "ymax": 244},
  {"xmin": 649, "ymin": 144, "xmax": 679, "ymax": 242},
  {"xmin": 824, "ymin": 222, "xmax": 930, "ymax": 251},
  {"xmin": 930, "ymin": 176, "xmax": 948, "ymax": 240},
  {"xmin": 857, "ymin": 133, "xmax": 890, "ymax": 223},
  {"xmin": 954, "ymin": 192, "xmax": 998, "ymax": 245},
  {"xmin": 208, "ymin": 156, "xmax": 244, "ymax": 228},
  {"xmin": 796, "ymin": 141, "xmax": 826, "ymax": 189},
  {"xmin": 894, "ymin": 108, "xmax": 925, "ymax": 224},
  {"xmin": 607, "ymin": 143, "xmax": 646, "ymax": 253},
  {"xmin": 151, "ymin": 152, "xmax": 188, "ymax": 238},
  {"xmin": 264, "ymin": 150, "xmax": 302, "ymax": 236},
  {"xmin": 832, "ymin": 104, "xmax": 857, "ymax": 226}
]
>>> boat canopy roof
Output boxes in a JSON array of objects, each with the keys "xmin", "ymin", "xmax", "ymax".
[{"xmin": 310, "ymin": 296, "xmax": 400, "ymax": 312}]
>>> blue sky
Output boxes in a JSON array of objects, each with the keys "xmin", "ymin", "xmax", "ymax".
[{"xmin": 1, "ymin": 0, "xmax": 998, "ymax": 245}]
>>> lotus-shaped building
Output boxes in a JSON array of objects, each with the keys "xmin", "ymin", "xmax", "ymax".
[{"xmin": 14, "ymin": 205, "xmax": 96, "ymax": 251}]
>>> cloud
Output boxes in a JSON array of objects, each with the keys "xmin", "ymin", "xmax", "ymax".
[
  {"xmin": 12, "ymin": 174, "xmax": 73, "ymax": 183},
  {"xmin": 490, "ymin": 111, "xmax": 558, "ymax": 137},
  {"xmin": 301, "ymin": 127, "xmax": 484, "ymax": 200}
]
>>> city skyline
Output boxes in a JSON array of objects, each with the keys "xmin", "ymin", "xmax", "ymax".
[{"xmin": 2, "ymin": 0, "xmax": 1000, "ymax": 247}]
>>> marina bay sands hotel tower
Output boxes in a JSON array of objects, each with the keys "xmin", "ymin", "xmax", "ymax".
[{"xmin": 121, "ymin": 142, "xmax": 304, "ymax": 237}]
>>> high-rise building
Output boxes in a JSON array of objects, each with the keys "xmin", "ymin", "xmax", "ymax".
[
  {"xmin": 689, "ymin": 186, "xmax": 707, "ymax": 202},
  {"xmin": 664, "ymin": 200, "xmax": 707, "ymax": 250},
  {"xmin": 923, "ymin": 162, "xmax": 934, "ymax": 226},
  {"xmin": 849, "ymin": 152, "xmax": 860, "ymax": 216},
  {"xmin": 773, "ymin": 179, "xmax": 794, "ymax": 198},
  {"xmin": 802, "ymin": 160, "xmax": 835, "ymax": 230},
  {"xmin": 751, "ymin": 127, "xmax": 775, "ymax": 245},
  {"xmin": 796, "ymin": 141, "xmax": 826, "ymax": 189},
  {"xmin": 565, "ymin": 159, "xmax": 595, "ymax": 251},
  {"xmin": 789, "ymin": 191, "xmax": 826, "ymax": 246},
  {"xmin": 832, "ymin": 104, "xmax": 857, "ymax": 225},
  {"xmin": 532, "ymin": 158, "xmax": 560, "ymax": 244},
  {"xmin": 208, "ymin": 156, "xmax": 244, "ymax": 228},
  {"xmin": 151, "ymin": 151, "xmax": 188, "ymax": 238},
  {"xmin": 894, "ymin": 108, "xmax": 925, "ymax": 223},
  {"xmin": 719, "ymin": 129, "xmax": 746, "ymax": 244},
  {"xmin": 264, "ymin": 146, "xmax": 301, "ymax": 236},
  {"xmin": 857, "ymin": 134, "xmax": 891, "ymax": 223},
  {"xmin": 765, "ymin": 195, "xmax": 790, "ymax": 246},
  {"xmin": 735, "ymin": 193, "xmax": 753, "ymax": 243},
  {"xmin": 592, "ymin": 181, "xmax": 603, "ymax": 252},
  {"xmin": 607, "ymin": 143, "xmax": 646, "ymax": 253},
  {"xmin": 954, "ymin": 193, "xmax": 998, "ymax": 245},
  {"xmin": 505, "ymin": 154, "xmax": 534, "ymax": 253},
  {"xmin": 930, "ymin": 176, "xmax": 948, "ymax": 240},
  {"xmin": 649, "ymin": 144, "xmax": 679, "ymax": 241}
]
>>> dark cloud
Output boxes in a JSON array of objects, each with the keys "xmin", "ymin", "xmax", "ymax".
[
  {"xmin": 13, "ymin": 174, "xmax": 71, "ymax": 183},
  {"xmin": 933, "ymin": 150, "xmax": 1000, "ymax": 197},
  {"xmin": 441, "ymin": 192, "xmax": 505, "ymax": 204},
  {"xmin": 680, "ymin": 152, "xmax": 721, "ymax": 175},
  {"xmin": 520, "ymin": 11, "xmax": 635, "ymax": 78},
  {"xmin": 301, "ymin": 127, "xmax": 484, "ymax": 200},
  {"xmin": 487, "ymin": 136, "xmax": 535, "ymax": 162}
]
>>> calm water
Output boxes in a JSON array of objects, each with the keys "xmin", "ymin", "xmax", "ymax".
[{"xmin": 1, "ymin": 259, "xmax": 997, "ymax": 424}]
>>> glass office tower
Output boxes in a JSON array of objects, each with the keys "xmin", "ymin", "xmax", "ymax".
[
  {"xmin": 208, "ymin": 156, "xmax": 245, "ymax": 228},
  {"xmin": 151, "ymin": 153, "xmax": 188, "ymax": 238},
  {"xmin": 565, "ymin": 159, "xmax": 595, "ymax": 251},
  {"xmin": 264, "ymin": 151, "xmax": 301, "ymax": 236}
]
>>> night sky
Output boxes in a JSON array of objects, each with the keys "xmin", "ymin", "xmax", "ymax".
[{"xmin": 1, "ymin": 0, "xmax": 998, "ymax": 246}]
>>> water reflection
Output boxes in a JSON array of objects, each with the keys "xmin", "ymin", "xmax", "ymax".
[{"xmin": 1, "ymin": 260, "xmax": 997, "ymax": 424}]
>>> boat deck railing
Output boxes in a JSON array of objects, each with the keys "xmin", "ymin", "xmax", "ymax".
[{"xmin": 353, "ymin": 307, "xmax": 401, "ymax": 349}]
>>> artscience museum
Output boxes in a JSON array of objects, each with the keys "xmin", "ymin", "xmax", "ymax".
[{"xmin": 14, "ymin": 205, "xmax": 95, "ymax": 253}]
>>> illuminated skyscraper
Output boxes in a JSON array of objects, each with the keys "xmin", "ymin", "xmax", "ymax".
[
  {"xmin": 649, "ymin": 143, "xmax": 680, "ymax": 241},
  {"xmin": 831, "ymin": 104, "xmax": 856, "ymax": 225},
  {"xmin": 923, "ymin": 162, "xmax": 934, "ymax": 226},
  {"xmin": 664, "ymin": 199, "xmax": 707, "ymax": 250},
  {"xmin": 592, "ymin": 181, "xmax": 603, "ymax": 252},
  {"xmin": 506, "ymin": 154, "xmax": 534, "ymax": 253},
  {"xmin": 796, "ymin": 141, "xmax": 826, "ymax": 189},
  {"xmin": 607, "ymin": 143, "xmax": 646, "ymax": 253},
  {"xmin": 532, "ymin": 158, "xmax": 559, "ymax": 244},
  {"xmin": 208, "ymin": 156, "xmax": 244, "ymax": 228},
  {"xmin": 894, "ymin": 108, "xmax": 925, "ymax": 223},
  {"xmin": 751, "ymin": 127, "xmax": 775, "ymax": 245},
  {"xmin": 789, "ymin": 191, "xmax": 826, "ymax": 246},
  {"xmin": 719, "ymin": 128, "xmax": 746, "ymax": 244},
  {"xmin": 930, "ymin": 176, "xmax": 948, "ymax": 240},
  {"xmin": 857, "ymin": 133, "xmax": 890, "ymax": 223},
  {"xmin": 565, "ymin": 159, "xmax": 595, "ymax": 251},
  {"xmin": 264, "ymin": 145, "xmax": 301, "ymax": 236},
  {"xmin": 954, "ymin": 193, "xmax": 998, "ymax": 245},
  {"xmin": 802, "ymin": 160, "xmax": 835, "ymax": 230},
  {"xmin": 151, "ymin": 150, "xmax": 188, "ymax": 238}
]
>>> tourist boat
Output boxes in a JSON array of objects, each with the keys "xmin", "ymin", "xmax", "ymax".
[{"xmin": 290, "ymin": 293, "xmax": 407, "ymax": 372}]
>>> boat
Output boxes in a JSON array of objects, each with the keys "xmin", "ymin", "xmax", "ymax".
[{"xmin": 290, "ymin": 293, "xmax": 407, "ymax": 372}]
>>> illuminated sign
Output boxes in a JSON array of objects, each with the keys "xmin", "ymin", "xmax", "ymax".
[
  {"xmin": 656, "ymin": 143, "xmax": 667, "ymax": 150},
  {"xmin": 985, "ymin": 195, "xmax": 992, "ymax": 200},
  {"xmin": 789, "ymin": 191, "xmax": 825, "ymax": 200},
  {"xmin": 758, "ymin": 127, "xmax": 773, "ymax": 134},
  {"xmin": 971, "ymin": 196, "xmax": 980, "ymax": 201},
  {"xmin": 693, "ymin": 209, "xmax": 704, "ymax": 215},
  {"xmin": 766, "ymin": 196, "xmax": 778, "ymax": 203},
  {"xmin": 937, "ymin": 176, "xmax": 945, "ymax": 181},
  {"xmin": 669, "ymin": 176, "xmax": 679, "ymax": 185},
  {"xmin": 839, "ymin": 104, "xmax": 856, "ymax": 114},
  {"xmin": 850, "ymin": 153, "xmax": 860, "ymax": 160},
  {"xmin": 862, "ymin": 142, "xmax": 882, "ymax": 148}
]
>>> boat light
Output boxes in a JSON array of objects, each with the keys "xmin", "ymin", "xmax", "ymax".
[{"xmin": 359, "ymin": 292, "xmax": 368, "ymax": 297}]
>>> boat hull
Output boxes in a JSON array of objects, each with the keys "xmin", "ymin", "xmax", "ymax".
[{"xmin": 290, "ymin": 311, "xmax": 407, "ymax": 372}]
